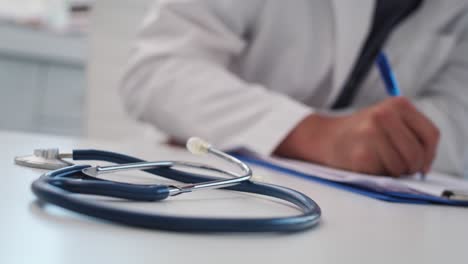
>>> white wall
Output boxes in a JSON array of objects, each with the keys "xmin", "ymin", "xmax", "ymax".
[{"xmin": 85, "ymin": 0, "xmax": 163, "ymax": 141}]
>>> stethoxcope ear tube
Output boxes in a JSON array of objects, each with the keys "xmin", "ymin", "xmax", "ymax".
[
  {"xmin": 16, "ymin": 137, "xmax": 321, "ymax": 232},
  {"xmin": 81, "ymin": 137, "xmax": 253, "ymax": 196}
]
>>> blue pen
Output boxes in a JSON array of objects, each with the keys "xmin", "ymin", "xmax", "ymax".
[
  {"xmin": 376, "ymin": 52, "xmax": 401, "ymax": 96},
  {"xmin": 376, "ymin": 52, "xmax": 425, "ymax": 180}
]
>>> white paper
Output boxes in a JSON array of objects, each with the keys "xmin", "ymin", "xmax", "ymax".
[{"xmin": 252, "ymin": 154, "xmax": 468, "ymax": 198}]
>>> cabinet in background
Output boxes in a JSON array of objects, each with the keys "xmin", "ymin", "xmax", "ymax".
[{"xmin": 0, "ymin": 23, "xmax": 86, "ymax": 136}]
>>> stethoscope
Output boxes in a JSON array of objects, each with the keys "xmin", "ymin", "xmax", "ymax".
[{"xmin": 15, "ymin": 137, "xmax": 321, "ymax": 232}]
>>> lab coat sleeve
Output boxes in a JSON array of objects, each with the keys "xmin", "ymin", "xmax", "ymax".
[
  {"xmin": 119, "ymin": 0, "xmax": 312, "ymax": 155},
  {"xmin": 414, "ymin": 15, "xmax": 468, "ymax": 176}
]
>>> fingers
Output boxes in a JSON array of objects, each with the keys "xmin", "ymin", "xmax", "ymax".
[
  {"xmin": 350, "ymin": 122, "xmax": 407, "ymax": 177},
  {"xmin": 374, "ymin": 128, "xmax": 408, "ymax": 177},
  {"xmin": 358, "ymin": 97, "xmax": 438, "ymax": 177},
  {"xmin": 393, "ymin": 98, "xmax": 440, "ymax": 173},
  {"xmin": 349, "ymin": 142, "xmax": 383, "ymax": 175},
  {"xmin": 373, "ymin": 107, "xmax": 426, "ymax": 175}
]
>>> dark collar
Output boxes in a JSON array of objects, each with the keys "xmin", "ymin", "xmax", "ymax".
[{"xmin": 331, "ymin": 0, "xmax": 424, "ymax": 109}]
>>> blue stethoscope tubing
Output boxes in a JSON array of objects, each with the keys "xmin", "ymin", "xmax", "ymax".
[{"xmin": 31, "ymin": 149, "xmax": 321, "ymax": 232}]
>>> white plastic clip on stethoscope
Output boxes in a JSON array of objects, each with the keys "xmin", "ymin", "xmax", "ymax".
[{"xmin": 15, "ymin": 137, "xmax": 321, "ymax": 233}]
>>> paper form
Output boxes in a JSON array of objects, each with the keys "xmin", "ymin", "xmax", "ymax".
[{"xmin": 252, "ymin": 154, "xmax": 468, "ymax": 198}]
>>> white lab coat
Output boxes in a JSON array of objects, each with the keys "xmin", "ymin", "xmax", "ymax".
[{"xmin": 120, "ymin": 0, "xmax": 468, "ymax": 176}]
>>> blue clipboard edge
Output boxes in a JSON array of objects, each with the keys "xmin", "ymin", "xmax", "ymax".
[{"xmin": 232, "ymin": 153, "xmax": 468, "ymax": 207}]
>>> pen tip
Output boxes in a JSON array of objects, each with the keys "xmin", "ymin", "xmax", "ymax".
[{"xmin": 420, "ymin": 173, "xmax": 426, "ymax": 181}]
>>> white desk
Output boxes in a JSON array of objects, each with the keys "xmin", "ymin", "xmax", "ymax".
[{"xmin": 1, "ymin": 131, "xmax": 467, "ymax": 264}]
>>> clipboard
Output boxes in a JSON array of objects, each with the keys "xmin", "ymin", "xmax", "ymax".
[{"xmin": 235, "ymin": 154, "xmax": 468, "ymax": 206}]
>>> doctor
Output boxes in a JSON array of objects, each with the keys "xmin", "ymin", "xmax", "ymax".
[{"xmin": 120, "ymin": 0, "xmax": 468, "ymax": 177}]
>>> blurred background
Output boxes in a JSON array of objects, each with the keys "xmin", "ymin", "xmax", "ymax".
[{"xmin": 0, "ymin": 0, "xmax": 160, "ymax": 142}]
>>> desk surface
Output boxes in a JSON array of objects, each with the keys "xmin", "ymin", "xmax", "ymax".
[{"xmin": 1, "ymin": 131, "xmax": 467, "ymax": 264}]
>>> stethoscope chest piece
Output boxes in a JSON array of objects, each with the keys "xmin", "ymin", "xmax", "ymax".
[{"xmin": 14, "ymin": 149, "xmax": 73, "ymax": 170}]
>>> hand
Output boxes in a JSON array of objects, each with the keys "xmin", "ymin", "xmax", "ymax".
[{"xmin": 274, "ymin": 97, "xmax": 440, "ymax": 177}]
